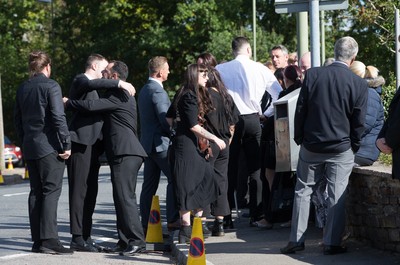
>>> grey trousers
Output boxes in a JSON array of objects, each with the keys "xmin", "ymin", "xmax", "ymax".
[{"xmin": 289, "ymin": 146, "xmax": 354, "ymax": 246}]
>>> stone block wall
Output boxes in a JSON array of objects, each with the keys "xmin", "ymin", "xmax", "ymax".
[{"xmin": 347, "ymin": 164, "xmax": 400, "ymax": 252}]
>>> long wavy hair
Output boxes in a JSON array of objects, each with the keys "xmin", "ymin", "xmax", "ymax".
[
  {"xmin": 207, "ymin": 68, "xmax": 235, "ymax": 125},
  {"xmin": 176, "ymin": 64, "xmax": 214, "ymax": 121}
]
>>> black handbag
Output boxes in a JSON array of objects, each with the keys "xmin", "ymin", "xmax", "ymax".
[{"xmin": 271, "ymin": 172, "xmax": 295, "ymax": 222}]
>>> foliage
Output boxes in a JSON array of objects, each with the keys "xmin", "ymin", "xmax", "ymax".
[
  {"xmin": 0, "ymin": 0, "xmax": 52, "ymax": 141},
  {"xmin": 379, "ymin": 153, "xmax": 393, "ymax": 166},
  {"xmin": 1, "ymin": 0, "xmax": 399, "ymax": 149}
]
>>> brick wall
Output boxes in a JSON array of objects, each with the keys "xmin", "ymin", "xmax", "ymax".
[{"xmin": 347, "ymin": 164, "xmax": 400, "ymax": 252}]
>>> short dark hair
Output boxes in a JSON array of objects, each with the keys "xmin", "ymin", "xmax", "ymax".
[
  {"xmin": 232, "ymin": 36, "xmax": 250, "ymax": 54},
  {"xmin": 110, "ymin": 61, "xmax": 129, "ymax": 81}
]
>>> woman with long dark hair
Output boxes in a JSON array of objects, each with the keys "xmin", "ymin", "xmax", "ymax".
[
  {"xmin": 203, "ymin": 67, "xmax": 239, "ymax": 236},
  {"xmin": 167, "ymin": 64, "xmax": 226, "ymax": 243}
]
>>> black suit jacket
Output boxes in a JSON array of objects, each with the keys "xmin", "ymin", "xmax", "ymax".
[
  {"xmin": 68, "ymin": 73, "xmax": 120, "ymax": 145},
  {"xmin": 14, "ymin": 73, "xmax": 71, "ymax": 160},
  {"xmin": 294, "ymin": 62, "xmax": 368, "ymax": 153},
  {"xmin": 66, "ymin": 89, "xmax": 147, "ymax": 160}
]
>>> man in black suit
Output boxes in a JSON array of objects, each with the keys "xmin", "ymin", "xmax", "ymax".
[
  {"xmin": 67, "ymin": 54, "xmax": 136, "ymax": 252},
  {"xmin": 65, "ymin": 61, "xmax": 147, "ymax": 256},
  {"xmin": 138, "ymin": 56, "xmax": 179, "ymax": 234},
  {"xmin": 281, "ymin": 36, "xmax": 368, "ymax": 255},
  {"xmin": 14, "ymin": 51, "xmax": 73, "ymax": 255}
]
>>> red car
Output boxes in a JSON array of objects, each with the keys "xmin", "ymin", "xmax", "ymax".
[{"xmin": 4, "ymin": 136, "xmax": 24, "ymax": 167}]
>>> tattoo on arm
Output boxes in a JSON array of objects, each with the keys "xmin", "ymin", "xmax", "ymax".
[{"xmin": 200, "ymin": 127, "xmax": 214, "ymax": 141}]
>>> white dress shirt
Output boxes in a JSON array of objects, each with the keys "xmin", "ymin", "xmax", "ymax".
[{"xmin": 216, "ymin": 55, "xmax": 282, "ymax": 117}]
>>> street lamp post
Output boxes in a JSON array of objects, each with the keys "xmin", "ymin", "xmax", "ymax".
[{"xmin": 37, "ymin": 0, "xmax": 54, "ymax": 59}]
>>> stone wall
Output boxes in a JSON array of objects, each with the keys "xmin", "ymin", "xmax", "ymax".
[{"xmin": 347, "ymin": 164, "xmax": 400, "ymax": 252}]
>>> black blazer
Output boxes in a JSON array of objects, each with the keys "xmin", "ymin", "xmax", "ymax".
[
  {"xmin": 68, "ymin": 73, "xmax": 119, "ymax": 145},
  {"xmin": 295, "ymin": 62, "xmax": 368, "ymax": 153},
  {"xmin": 14, "ymin": 73, "xmax": 71, "ymax": 160},
  {"xmin": 66, "ymin": 89, "xmax": 147, "ymax": 159}
]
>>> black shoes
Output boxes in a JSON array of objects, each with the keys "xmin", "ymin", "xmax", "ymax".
[
  {"xmin": 202, "ymin": 222, "xmax": 211, "ymax": 238},
  {"xmin": 120, "ymin": 245, "xmax": 146, "ymax": 256},
  {"xmin": 323, "ymin": 245, "xmax": 347, "ymax": 255},
  {"xmin": 31, "ymin": 241, "xmax": 41, "ymax": 253},
  {"xmin": 211, "ymin": 219, "xmax": 225, "ymax": 237},
  {"xmin": 85, "ymin": 237, "xmax": 105, "ymax": 252},
  {"xmin": 104, "ymin": 240, "xmax": 127, "ymax": 253},
  {"xmin": 40, "ymin": 239, "xmax": 74, "ymax": 255},
  {"xmin": 70, "ymin": 237, "xmax": 99, "ymax": 252},
  {"xmin": 223, "ymin": 215, "xmax": 234, "ymax": 229},
  {"xmin": 280, "ymin": 242, "xmax": 305, "ymax": 254},
  {"xmin": 178, "ymin": 226, "xmax": 192, "ymax": 244}
]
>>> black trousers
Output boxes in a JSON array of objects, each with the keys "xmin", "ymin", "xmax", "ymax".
[
  {"xmin": 209, "ymin": 141, "xmax": 231, "ymax": 217},
  {"xmin": 110, "ymin": 155, "xmax": 145, "ymax": 247},
  {"xmin": 67, "ymin": 140, "xmax": 103, "ymax": 237},
  {"xmin": 227, "ymin": 113, "xmax": 262, "ymax": 219},
  {"xmin": 27, "ymin": 152, "xmax": 65, "ymax": 242}
]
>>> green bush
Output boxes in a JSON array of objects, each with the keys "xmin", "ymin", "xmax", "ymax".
[{"xmin": 377, "ymin": 71, "xmax": 396, "ymax": 165}]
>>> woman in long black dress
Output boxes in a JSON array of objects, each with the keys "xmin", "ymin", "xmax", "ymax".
[
  {"xmin": 167, "ymin": 64, "xmax": 226, "ymax": 243},
  {"xmin": 204, "ymin": 67, "xmax": 239, "ymax": 236}
]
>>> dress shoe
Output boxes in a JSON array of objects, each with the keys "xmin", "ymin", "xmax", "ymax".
[
  {"xmin": 323, "ymin": 245, "xmax": 347, "ymax": 255},
  {"xmin": 253, "ymin": 219, "xmax": 273, "ymax": 229},
  {"xmin": 223, "ymin": 215, "xmax": 234, "ymax": 229},
  {"xmin": 103, "ymin": 240, "xmax": 127, "ymax": 253},
  {"xmin": 40, "ymin": 239, "xmax": 74, "ymax": 255},
  {"xmin": 104, "ymin": 243, "xmax": 126, "ymax": 253},
  {"xmin": 32, "ymin": 241, "xmax": 41, "ymax": 253},
  {"xmin": 249, "ymin": 216, "xmax": 264, "ymax": 227},
  {"xmin": 211, "ymin": 219, "xmax": 224, "ymax": 237},
  {"xmin": 202, "ymin": 222, "xmax": 211, "ymax": 238},
  {"xmin": 280, "ymin": 242, "xmax": 305, "ymax": 254},
  {"xmin": 70, "ymin": 238, "xmax": 98, "ymax": 252},
  {"xmin": 280, "ymin": 220, "xmax": 292, "ymax": 228},
  {"xmin": 120, "ymin": 245, "xmax": 146, "ymax": 256},
  {"xmin": 85, "ymin": 237, "xmax": 104, "ymax": 252}
]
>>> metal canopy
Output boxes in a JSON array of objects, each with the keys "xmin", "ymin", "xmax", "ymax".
[{"xmin": 275, "ymin": 0, "xmax": 348, "ymax": 14}]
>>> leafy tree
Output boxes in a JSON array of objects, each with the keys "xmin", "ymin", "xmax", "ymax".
[{"xmin": 0, "ymin": 0, "xmax": 51, "ymax": 142}]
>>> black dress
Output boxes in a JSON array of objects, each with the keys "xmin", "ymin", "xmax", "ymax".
[
  {"xmin": 169, "ymin": 90, "xmax": 219, "ymax": 211},
  {"xmin": 205, "ymin": 87, "xmax": 239, "ymax": 216}
]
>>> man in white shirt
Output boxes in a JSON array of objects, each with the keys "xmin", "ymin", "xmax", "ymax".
[{"xmin": 216, "ymin": 36, "xmax": 282, "ymax": 225}]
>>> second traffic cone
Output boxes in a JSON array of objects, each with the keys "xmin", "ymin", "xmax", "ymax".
[
  {"xmin": 187, "ymin": 217, "xmax": 206, "ymax": 265},
  {"xmin": 0, "ymin": 170, "xmax": 4, "ymax": 184},
  {"xmin": 7, "ymin": 157, "xmax": 13, "ymax": 170},
  {"xmin": 145, "ymin": 195, "xmax": 165, "ymax": 251},
  {"xmin": 24, "ymin": 164, "xmax": 29, "ymax": 180}
]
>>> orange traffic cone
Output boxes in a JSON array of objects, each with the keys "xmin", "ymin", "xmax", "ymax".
[
  {"xmin": 7, "ymin": 157, "xmax": 13, "ymax": 170},
  {"xmin": 187, "ymin": 217, "xmax": 206, "ymax": 265},
  {"xmin": 0, "ymin": 170, "xmax": 4, "ymax": 184},
  {"xmin": 145, "ymin": 195, "xmax": 166, "ymax": 251}
]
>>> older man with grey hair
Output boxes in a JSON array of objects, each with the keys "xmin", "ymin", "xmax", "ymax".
[{"xmin": 280, "ymin": 36, "xmax": 368, "ymax": 255}]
